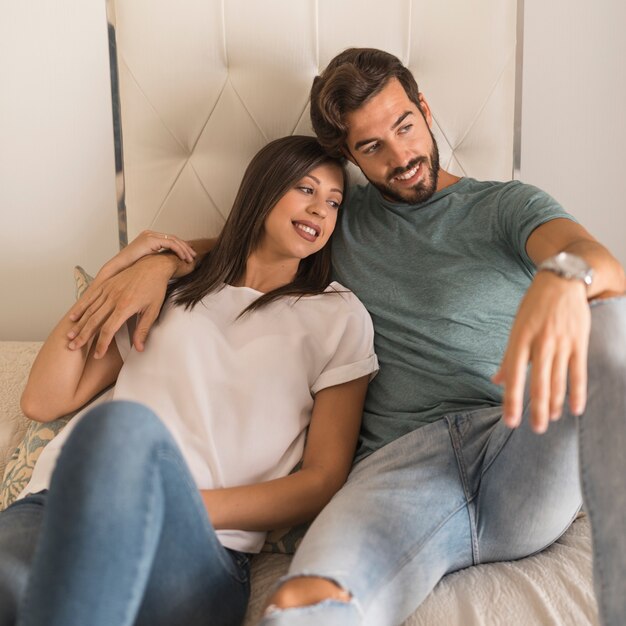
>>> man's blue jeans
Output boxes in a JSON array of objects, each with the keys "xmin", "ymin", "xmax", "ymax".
[
  {"xmin": 0, "ymin": 401, "xmax": 250, "ymax": 626},
  {"xmin": 262, "ymin": 297, "xmax": 626, "ymax": 626}
]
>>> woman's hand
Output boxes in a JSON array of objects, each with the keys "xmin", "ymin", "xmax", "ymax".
[{"xmin": 97, "ymin": 230, "xmax": 196, "ymax": 283}]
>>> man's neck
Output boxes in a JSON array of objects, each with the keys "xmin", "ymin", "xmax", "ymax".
[{"xmin": 436, "ymin": 169, "xmax": 462, "ymax": 192}]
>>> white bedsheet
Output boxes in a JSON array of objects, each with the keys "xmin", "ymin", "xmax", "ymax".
[{"xmin": 244, "ymin": 515, "xmax": 598, "ymax": 625}]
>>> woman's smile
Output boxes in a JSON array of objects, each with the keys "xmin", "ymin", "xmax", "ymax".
[{"xmin": 292, "ymin": 220, "xmax": 320, "ymax": 242}]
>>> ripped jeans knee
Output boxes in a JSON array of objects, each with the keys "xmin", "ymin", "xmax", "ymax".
[{"xmin": 261, "ymin": 575, "xmax": 361, "ymax": 625}]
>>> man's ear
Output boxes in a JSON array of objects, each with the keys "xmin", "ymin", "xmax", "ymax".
[{"xmin": 417, "ymin": 93, "xmax": 433, "ymax": 127}]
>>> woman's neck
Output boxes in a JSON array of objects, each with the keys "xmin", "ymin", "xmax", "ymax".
[{"xmin": 235, "ymin": 252, "xmax": 299, "ymax": 293}]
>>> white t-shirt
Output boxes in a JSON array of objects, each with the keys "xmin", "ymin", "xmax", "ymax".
[{"xmin": 23, "ymin": 282, "xmax": 378, "ymax": 552}]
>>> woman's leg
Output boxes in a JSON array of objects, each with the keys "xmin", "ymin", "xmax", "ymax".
[
  {"xmin": 18, "ymin": 400, "xmax": 250, "ymax": 626},
  {"xmin": 0, "ymin": 493, "xmax": 46, "ymax": 626}
]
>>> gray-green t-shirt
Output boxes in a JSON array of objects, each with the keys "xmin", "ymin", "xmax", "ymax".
[{"xmin": 331, "ymin": 177, "xmax": 575, "ymax": 462}]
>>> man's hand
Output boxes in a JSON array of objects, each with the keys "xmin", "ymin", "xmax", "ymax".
[
  {"xmin": 113, "ymin": 230, "xmax": 196, "ymax": 267},
  {"xmin": 492, "ymin": 271, "xmax": 591, "ymax": 434},
  {"xmin": 67, "ymin": 255, "xmax": 177, "ymax": 358},
  {"xmin": 96, "ymin": 230, "xmax": 196, "ymax": 284}
]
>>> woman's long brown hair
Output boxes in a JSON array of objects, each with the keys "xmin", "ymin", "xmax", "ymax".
[{"xmin": 169, "ymin": 135, "xmax": 347, "ymax": 314}]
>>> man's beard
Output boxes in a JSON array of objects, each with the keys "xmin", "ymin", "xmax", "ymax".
[{"xmin": 372, "ymin": 132, "xmax": 440, "ymax": 205}]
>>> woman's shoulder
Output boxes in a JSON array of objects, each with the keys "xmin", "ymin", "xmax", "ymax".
[
  {"xmin": 324, "ymin": 280, "xmax": 352, "ymax": 297},
  {"xmin": 316, "ymin": 282, "xmax": 371, "ymax": 318}
]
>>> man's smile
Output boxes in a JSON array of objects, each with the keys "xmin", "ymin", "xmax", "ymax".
[{"xmin": 391, "ymin": 160, "xmax": 425, "ymax": 186}]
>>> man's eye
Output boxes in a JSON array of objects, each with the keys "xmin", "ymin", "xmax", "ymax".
[
  {"xmin": 399, "ymin": 124, "xmax": 413, "ymax": 134},
  {"xmin": 364, "ymin": 142, "xmax": 380, "ymax": 155}
]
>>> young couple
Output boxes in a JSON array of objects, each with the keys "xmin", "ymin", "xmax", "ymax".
[{"xmin": 3, "ymin": 48, "xmax": 626, "ymax": 626}]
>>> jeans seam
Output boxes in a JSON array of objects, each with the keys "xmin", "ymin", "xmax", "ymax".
[
  {"xmin": 446, "ymin": 415, "xmax": 479, "ymax": 564},
  {"xmin": 119, "ymin": 444, "xmax": 162, "ymax": 626},
  {"xmin": 476, "ymin": 399, "xmax": 528, "ymax": 483},
  {"xmin": 471, "ymin": 403, "xmax": 524, "ymax": 568}
]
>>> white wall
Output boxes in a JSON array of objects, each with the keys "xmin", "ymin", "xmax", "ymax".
[
  {"xmin": 2, "ymin": 1, "xmax": 622, "ymax": 341},
  {"xmin": 0, "ymin": 0, "xmax": 119, "ymax": 341},
  {"xmin": 520, "ymin": 0, "xmax": 626, "ymax": 269}
]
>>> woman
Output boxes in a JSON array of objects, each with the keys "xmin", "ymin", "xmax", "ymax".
[{"xmin": 1, "ymin": 136, "xmax": 378, "ymax": 626}]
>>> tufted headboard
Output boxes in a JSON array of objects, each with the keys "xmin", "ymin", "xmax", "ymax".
[{"xmin": 106, "ymin": 0, "xmax": 520, "ymax": 247}]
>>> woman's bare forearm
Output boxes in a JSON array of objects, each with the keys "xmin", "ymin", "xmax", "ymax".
[
  {"xmin": 201, "ymin": 466, "xmax": 342, "ymax": 531},
  {"xmin": 21, "ymin": 308, "xmax": 122, "ymax": 422}
]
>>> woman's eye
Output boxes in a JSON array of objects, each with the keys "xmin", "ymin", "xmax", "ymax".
[
  {"xmin": 298, "ymin": 186, "xmax": 314, "ymax": 194},
  {"xmin": 328, "ymin": 200, "xmax": 340, "ymax": 209}
]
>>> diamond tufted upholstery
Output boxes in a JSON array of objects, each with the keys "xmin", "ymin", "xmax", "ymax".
[{"xmin": 108, "ymin": 0, "xmax": 518, "ymax": 243}]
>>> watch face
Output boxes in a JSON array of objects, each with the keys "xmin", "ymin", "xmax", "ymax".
[
  {"xmin": 556, "ymin": 252, "xmax": 586, "ymax": 273},
  {"xmin": 549, "ymin": 252, "xmax": 593, "ymax": 284}
]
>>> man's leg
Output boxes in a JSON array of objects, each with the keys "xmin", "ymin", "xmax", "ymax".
[
  {"xmin": 261, "ymin": 417, "xmax": 475, "ymax": 626},
  {"xmin": 0, "ymin": 493, "xmax": 46, "ymax": 626},
  {"xmin": 578, "ymin": 297, "xmax": 626, "ymax": 626},
  {"xmin": 476, "ymin": 297, "xmax": 626, "ymax": 626},
  {"xmin": 473, "ymin": 404, "xmax": 582, "ymax": 564},
  {"xmin": 18, "ymin": 401, "xmax": 250, "ymax": 626}
]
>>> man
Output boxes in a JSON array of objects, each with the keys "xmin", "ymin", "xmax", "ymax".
[{"xmin": 68, "ymin": 49, "xmax": 626, "ymax": 625}]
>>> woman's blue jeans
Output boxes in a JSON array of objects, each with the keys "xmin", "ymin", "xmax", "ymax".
[
  {"xmin": 0, "ymin": 401, "xmax": 251, "ymax": 626},
  {"xmin": 262, "ymin": 297, "xmax": 626, "ymax": 626}
]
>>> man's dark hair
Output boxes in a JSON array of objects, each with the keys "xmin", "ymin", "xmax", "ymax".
[{"xmin": 310, "ymin": 48, "xmax": 422, "ymax": 157}]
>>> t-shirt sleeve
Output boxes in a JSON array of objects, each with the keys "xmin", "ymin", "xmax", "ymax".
[
  {"xmin": 497, "ymin": 182, "xmax": 577, "ymax": 272},
  {"xmin": 114, "ymin": 321, "xmax": 132, "ymax": 362},
  {"xmin": 311, "ymin": 294, "xmax": 378, "ymax": 395}
]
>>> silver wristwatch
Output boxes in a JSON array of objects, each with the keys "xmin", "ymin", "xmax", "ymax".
[{"xmin": 536, "ymin": 251, "xmax": 594, "ymax": 286}]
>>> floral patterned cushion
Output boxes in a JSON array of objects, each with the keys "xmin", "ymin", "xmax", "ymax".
[
  {"xmin": 0, "ymin": 416, "xmax": 71, "ymax": 509},
  {"xmin": 0, "ymin": 267, "xmax": 92, "ymax": 510}
]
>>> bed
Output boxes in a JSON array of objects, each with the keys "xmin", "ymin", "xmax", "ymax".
[
  {"xmin": 0, "ymin": 0, "xmax": 601, "ymax": 623},
  {"xmin": 0, "ymin": 341, "xmax": 598, "ymax": 624}
]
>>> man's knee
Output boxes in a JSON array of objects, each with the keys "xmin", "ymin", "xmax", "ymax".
[
  {"xmin": 266, "ymin": 576, "xmax": 351, "ymax": 611},
  {"xmin": 589, "ymin": 297, "xmax": 626, "ymax": 372}
]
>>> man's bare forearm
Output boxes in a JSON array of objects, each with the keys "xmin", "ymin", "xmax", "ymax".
[{"xmin": 169, "ymin": 238, "xmax": 216, "ymax": 278}]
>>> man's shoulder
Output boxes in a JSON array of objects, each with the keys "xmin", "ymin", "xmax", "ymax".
[
  {"xmin": 463, "ymin": 177, "xmax": 549, "ymax": 198},
  {"xmin": 455, "ymin": 177, "xmax": 520, "ymax": 195},
  {"xmin": 345, "ymin": 182, "xmax": 374, "ymax": 209},
  {"xmin": 446, "ymin": 178, "xmax": 558, "ymax": 213}
]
